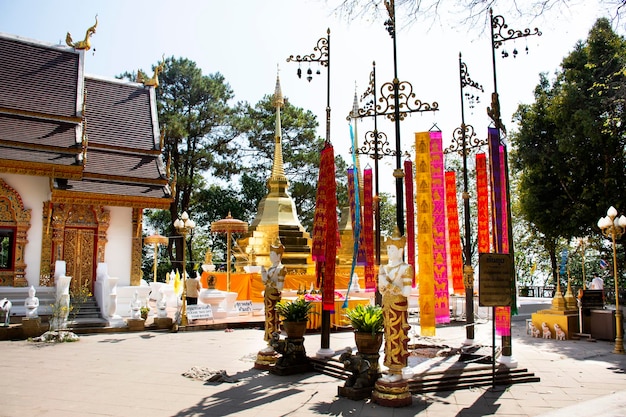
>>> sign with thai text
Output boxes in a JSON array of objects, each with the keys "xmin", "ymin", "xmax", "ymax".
[
  {"xmin": 186, "ymin": 304, "xmax": 213, "ymax": 320},
  {"xmin": 234, "ymin": 300, "xmax": 253, "ymax": 313},
  {"xmin": 478, "ymin": 253, "xmax": 513, "ymax": 307}
]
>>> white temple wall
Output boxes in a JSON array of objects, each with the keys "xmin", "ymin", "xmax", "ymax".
[
  {"xmin": 1, "ymin": 173, "xmax": 48, "ymax": 286},
  {"xmin": 104, "ymin": 206, "xmax": 133, "ymax": 286}
]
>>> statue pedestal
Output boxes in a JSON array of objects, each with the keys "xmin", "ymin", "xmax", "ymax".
[
  {"xmin": 126, "ymin": 318, "xmax": 145, "ymax": 331},
  {"xmin": 531, "ymin": 309, "xmax": 579, "ymax": 339},
  {"xmin": 338, "ymin": 385, "xmax": 374, "ymax": 401},
  {"xmin": 254, "ymin": 349, "xmax": 279, "ymax": 370},
  {"xmin": 269, "ymin": 337, "xmax": 312, "ymax": 376},
  {"xmin": 372, "ymin": 379, "xmax": 412, "ymax": 408},
  {"xmin": 21, "ymin": 317, "xmax": 42, "ymax": 338},
  {"xmin": 154, "ymin": 317, "xmax": 173, "ymax": 330},
  {"xmin": 337, "ymin": 351, "xmax": 381, "ymax": 400}
]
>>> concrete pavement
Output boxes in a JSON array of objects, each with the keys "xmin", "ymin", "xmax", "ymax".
[{"xmin": 1, "ymin": 318, "xmax": 626, "ymax": 416}]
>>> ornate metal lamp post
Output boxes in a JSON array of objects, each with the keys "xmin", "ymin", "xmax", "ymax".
[
  {"xmin": 174, "ymin": 211, "xmax": 195, "ymax": 326},
  {"xmin": 444, "ymin": 53, "xmax": 485, "ymax": 343},
  {"xmin": 597, "ymin": 206, "xmax": 626, "ymax": 354},
  {"xmin": 354, "ymin": 0, "xmax": 439, "ymax": 235},
  {"xmin": 287, "ymin": 29, "xmax": 331, "ymax": 145},
  {"xmin": 380, "ymin": 0, "xmax": 439, "ymax": 234},
  {"xmin": 488, "ymin": 8, "xmax": 541, "ymax": 361},
  {"xmin": 286, "ymin": 30, "xmax": 333, "ymax": 356},
  {"xmin": 349, "ymin": 62, "xmax": 396, "ymax": 268}
]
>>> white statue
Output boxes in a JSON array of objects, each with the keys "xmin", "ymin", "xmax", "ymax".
[
  {"xmin": 25, "ymin": 285, "xmax": 39, "ymax": 318},
  {"xmin": 54, "ymin": 275, "xmax": 72, "ymax": 330},
  {"xmin": 130, "ymin": 291, "xmax": 141, "ymax": 320},
  {"xmin": 259, "ymin": 238, "xmax": 286, "ymax": 352},
  {"xmin": 378, "ymin": 229, "xmax": 413, "ymax": 383},
  {"xmin": 1, "ymin": 298, "xmax": 11, "ymax": 326},
  {"xmin": 156, "ymin": 289, "xmax": 168, "ymax": 318}
]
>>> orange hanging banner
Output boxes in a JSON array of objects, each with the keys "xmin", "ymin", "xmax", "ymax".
[{"xmin": 415, "ymin": 131, "xmax": 436, "ymax": 336}]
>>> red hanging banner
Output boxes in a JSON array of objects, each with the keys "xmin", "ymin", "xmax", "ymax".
[
  {"xmin": 445, "ymin": 171, "xmax": 464, "ymax": 294},
  {"xmin": 312, "ymin": 144, "xmax": 338, "ymax": 311},
  {"xmin": 476, "ymin": 153, "xmax": 490, "ymax": 254}
]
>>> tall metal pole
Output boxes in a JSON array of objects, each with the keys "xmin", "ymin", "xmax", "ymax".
[
  {"xmin": 445, "ymin": 53, "xmax": 485, "ymax": 343},
  {"xmin": 488, "ymin": 9, "xmax": 541, "ymax": 361},
  {"xmin": 287, "ymin": 29, "xmax": 332, "ymax": 355},
  {"xmin": 387, "ymin": 1, "xmax": 405, "ymax": 235}
]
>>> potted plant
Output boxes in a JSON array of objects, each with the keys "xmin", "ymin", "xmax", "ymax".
[
  {"xmin": 276, "ymin": 298, "xmax": 315, "ymax": 339},
  {"xmin": 345, "ymin": 304, "xmax": 384, "ymax": 354},
  {"xmin": 140, "ymin": 306, "xmax": 150, "ymax": 320}
]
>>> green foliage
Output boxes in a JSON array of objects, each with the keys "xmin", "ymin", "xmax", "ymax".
[
  {"xmin": 275, "ymin": 298, "xmax": 315, "ymax": 322},
  {"xmin": 511, "ymin": 18, "xmax": 626, "ymax": 283},
  {"xmin": 344, "ymin": 304, "xmax": 384, "ymax": 336}
]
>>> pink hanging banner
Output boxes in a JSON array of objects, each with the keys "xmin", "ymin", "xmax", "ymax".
[
  {"xmin": 495, "ymin": 306, "xmax": 510, "ymax": 336},
  {"xmin": 430, "ymin": 131, "xmax": 450, "ymax": 324},
  {"xmin": 499, "ymin": 146, "xmax": 509, "ymax": 255},
  {"xmin": 445, "ymin": 171, "xmax": 464, "ymax": 294},
  {"xmin": 363, "ymin": 167, "xmax": 376, "ymax": 291},
  {"xmin": 404, "ymin": 159, "xmax": 416, "ymax": 287},
  {"xmin": 476, "ymin": 153, "xmax": 490, "ymax": 254}
]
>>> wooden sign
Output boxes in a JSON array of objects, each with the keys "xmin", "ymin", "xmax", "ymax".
[
  {"xmin": 478, "ymin": 253, "xmax": 513, "ymax": 307},
  {"xmin": 186, "ymin": 304, "xmax": 213, "ymax": 320}
]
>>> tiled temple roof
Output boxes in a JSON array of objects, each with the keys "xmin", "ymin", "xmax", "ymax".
[{"xmin": 0, "ymin": 32, "xmax": 171, "ymax": 209}]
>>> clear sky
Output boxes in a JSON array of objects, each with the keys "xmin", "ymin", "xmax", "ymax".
[{"xmin": 0, "ymin": 0, "xmax": 612, "ymax": 194}]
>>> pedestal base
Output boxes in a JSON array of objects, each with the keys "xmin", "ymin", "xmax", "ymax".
[
  {"xmin": 22, "ymin": 317, "xmax": 42, "ymax": 338},
  {"xmin": 531, "ymin": 309, "xmax": 579, "ymax": 339},
  {"xmin": 338, "ymin": 385, "xmax": 373, "ymax": 401},
  {"xmin": 126, "ymin": 318, "xmax": 145, "ymax": 331},
  {"xmin": 154, "ymin": 317, "xmax": 173, "ymax": 329},
  {"xmin": 254, "ymin": 350, "xmax": 279, "ymax": 370},
  {"xmin": 372, "ymin": 379, "xmax": 412, "ymax": 407},
  {"xmin": 268, "ymin": 337, "xmax": 312, "ymax": 375}
]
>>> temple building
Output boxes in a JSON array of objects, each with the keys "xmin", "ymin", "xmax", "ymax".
[
  {"xmin": 0, "ymin": 27, "xmax": 172, "ymax": 295},
  {"xmin": 235, "ymin": 75, "xmax": 314, "ymax": 274}
]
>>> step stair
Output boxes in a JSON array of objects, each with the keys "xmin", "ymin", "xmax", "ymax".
[
  {"xmin": 309, "ymin": 357, "xmax": 540, "ymax": 394},
  {"xmin": 67, "ymin": 296, "xmax": 108, "ymax": 329}
]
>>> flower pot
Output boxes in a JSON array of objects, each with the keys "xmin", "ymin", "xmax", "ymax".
[
  {"xmin": 283, "ymin": 321, "xmax": 307, "ymax": 339},
  {"xmin": 354, "ymin": 331, "xmax": 383, "ymax": 355}
]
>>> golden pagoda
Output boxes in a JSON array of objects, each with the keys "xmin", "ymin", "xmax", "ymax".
[{"xmin": 235, "ymin": 74, "xmax": 313, "ymax": 274}]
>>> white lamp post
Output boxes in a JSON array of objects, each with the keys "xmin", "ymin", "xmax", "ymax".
[
  {"xmin": 174, "ymin": 211, "xmax": 196, "ymax": 327},
  {"xmin": 597, "ymin": 206, "xmax": 626, "ymax": 354}
]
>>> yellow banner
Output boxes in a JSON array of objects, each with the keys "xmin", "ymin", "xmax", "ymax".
[{"xmin": 415, "ymin": 132, "xmax": 436, "ymax": 336}]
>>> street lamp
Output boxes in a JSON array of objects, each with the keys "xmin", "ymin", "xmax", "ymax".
[
  {"xmin": 349, "ymin": 62, "xmax": 397, "ymax": 269},
  {"xmin": 286, "ymin": 29, "xmax": 333, "ymax": 356},
  {"xmin": 444, "ymin": 53, "xmax": 485, "ymax": 343},
  {"xmin": 174, "ymin": 211, "xmax": 195, "ymax": 327},
  {"xmin": 488, "ymin": 8, "xmax": 541, "ymax": 360},
  {"xmin": 597, "ymin": 206, "xmax": 626, "ymax": 354}
]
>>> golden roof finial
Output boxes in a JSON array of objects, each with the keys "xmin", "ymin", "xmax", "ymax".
[
  {"xmin": 66, "ymin": 15, "xmax": 98, "ymax": 51},
  {"xmin": 140, "ymin": 55, "xmax": 166, "ymax": 88}
]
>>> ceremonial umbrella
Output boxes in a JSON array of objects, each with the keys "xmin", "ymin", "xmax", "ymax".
[
  {"xmin": 144, "ymin": 233, "xmax": 168, "ymax": 282},
  {"xmin": 210, "ymin": 212, "xmax": 248, "ymax": 292}
]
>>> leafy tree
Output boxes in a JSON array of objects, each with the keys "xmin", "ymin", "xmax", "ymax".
[
  {"xmin": 333, "ymin": 0, "xmax": 626, "ymax": 29},
  {"xmin": 511, "ymin": 18, "xmax": 626, "ymax": 286}
]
